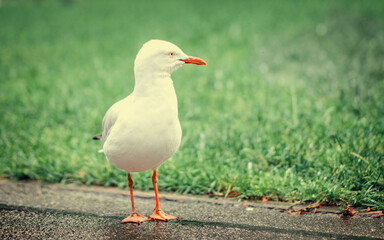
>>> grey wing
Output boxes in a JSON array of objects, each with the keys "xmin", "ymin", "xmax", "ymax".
[
  {"xmin": 101, "ymin": 100, "xmax": 123, "ymax": 145},
  {"xmin": 101, "ymin": 95, "xmax": 133, "ymax": 146}
]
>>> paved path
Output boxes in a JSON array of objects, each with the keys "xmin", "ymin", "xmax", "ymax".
[{"xmin": 0, "ymin": 181, "xmax": 383, "ymax": 239}]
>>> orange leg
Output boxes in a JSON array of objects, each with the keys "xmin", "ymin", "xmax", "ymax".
[
  {"xmin": 121, "ymin": 172, "xmax": 149, "ymax": 224},
  {"xmin": 148, "ymin": 169, "xmax": 179, "ymax": 222}
]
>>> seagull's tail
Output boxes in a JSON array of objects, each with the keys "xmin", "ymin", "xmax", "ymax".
[
  {"xmin": 92, "ymin": 134, "xmax": 103, "ymax": 153},
  {"xmin": 93, "ymin": 135, "xmax": 102, "ymax": 140}
]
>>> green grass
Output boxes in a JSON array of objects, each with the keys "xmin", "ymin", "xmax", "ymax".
[{"xmin": 1, "ymin": 0, "xmax": 383, "ymax": 210}]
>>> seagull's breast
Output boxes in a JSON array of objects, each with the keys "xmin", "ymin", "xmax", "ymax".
[{"xmin": 103, "ymin": 84, "xmax": 182, "ymax": 172}]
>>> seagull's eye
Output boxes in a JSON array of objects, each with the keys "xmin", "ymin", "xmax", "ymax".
[{"xmin": 169, "ymin": 52, "xmax": 175, "ymax": 57}]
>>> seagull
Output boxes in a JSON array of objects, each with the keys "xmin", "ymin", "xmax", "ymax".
[{"xmin": 93, "ymin": 39, "xmax": 207, "ymax": 223}]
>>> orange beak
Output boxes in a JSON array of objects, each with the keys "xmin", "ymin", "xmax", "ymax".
[{"xmin": 180, "ymin": 56, "xmax": 207, "ymax": 65}]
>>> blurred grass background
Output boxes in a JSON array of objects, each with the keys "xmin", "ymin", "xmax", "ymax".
[{"xmin": 0, "ymin": 0, "xmax": 383, "ymax": 210}]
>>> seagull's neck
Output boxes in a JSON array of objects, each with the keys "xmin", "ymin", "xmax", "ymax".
[
  {"xmin": 133, "ymin": 70, "xmax": 175, "ymax": 97},
  {"xmin": 132, "ymin": 70, "xmax": 179, "ymax": 115}
]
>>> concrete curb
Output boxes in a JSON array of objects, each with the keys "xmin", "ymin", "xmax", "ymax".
[{"xmin": 1, "ymin": 181, "xmax": 383, "ymax": 239}]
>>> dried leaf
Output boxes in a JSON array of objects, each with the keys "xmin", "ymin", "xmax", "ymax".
[
  {"xmin": 228, "ymin": 190, "xmax": 240, "ymax": 198},
  {"xmin": 261, "ymin": 196, "xmax": 268, "ymax": 202},
  {"xmin": 366, "ymin": 207, "xmax": 376, "ymax": 212},
  {"xmin": 373, "ymin": 212, "xmax": 384, "ymax": 218},
  {"xmin": 241, "ymin": 200, "xmax": 249, "ymax": 207},
  {"xmin": 0, "ymin": 179, "xmax": 8, "ymax": 184},
  {"xmin": 307, "ymin": 202, "xmax": 322, "ymax": 209},
  {"xmin": 364, "ymin": 211, "xmax": 382, "ymax": 215},
  {"xmin": 342, "ymin": 206, "xmax": 356, "ymax": 216}
]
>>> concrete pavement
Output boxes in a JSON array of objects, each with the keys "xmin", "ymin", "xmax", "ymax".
[{"xmin": 0, "ymin": 181, "xmax": 383, "ymax": 239}]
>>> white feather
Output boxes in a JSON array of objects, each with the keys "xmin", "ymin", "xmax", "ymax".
[{"xmin": 100, "ymin": 40, "xmax": 189, "ymax": 172}]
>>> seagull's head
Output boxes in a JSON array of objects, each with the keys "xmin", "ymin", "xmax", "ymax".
[{"xmin": 134, "ymin": 39, "xmax": 207, "ymax": 77}]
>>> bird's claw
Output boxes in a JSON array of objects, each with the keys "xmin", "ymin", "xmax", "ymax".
[
  {"xmin": 121, "ymin": 211, "xmax": 149, "ymax": 224},
  {"xmin": 148, "ymin": 208, "xmax": 179, "ymax": 222}
]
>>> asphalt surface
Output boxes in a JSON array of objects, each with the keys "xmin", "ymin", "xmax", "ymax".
[{"xmin": 0, "ymin": 181, "xmax": 383, "ymax": 239}]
